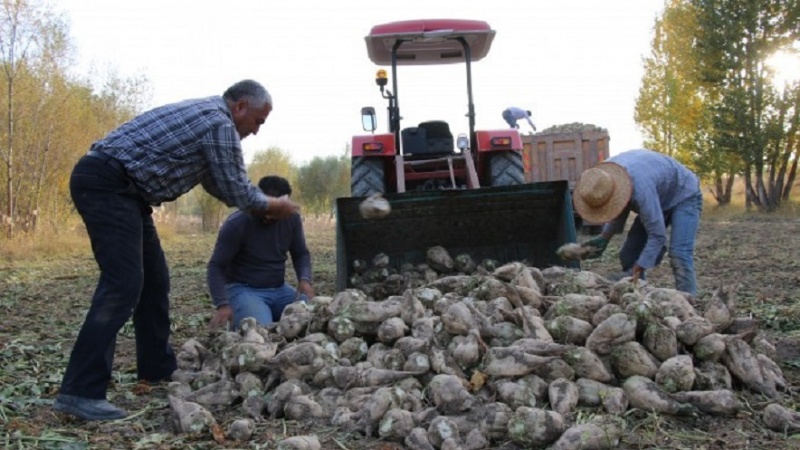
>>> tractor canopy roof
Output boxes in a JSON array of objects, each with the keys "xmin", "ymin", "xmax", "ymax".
[{"xmin": 365, "ymin": 19, "xmax": 495, "ymax": 66}]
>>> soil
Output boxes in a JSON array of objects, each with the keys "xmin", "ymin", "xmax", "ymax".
[{"xmin": 1, "ymin": 215, "xmax": 799, "ymax": 449}]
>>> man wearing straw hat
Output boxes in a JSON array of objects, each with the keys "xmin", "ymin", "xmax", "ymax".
[{"xmin": 573, "ymin": 149, "xmax": 703, "ymax": 295}]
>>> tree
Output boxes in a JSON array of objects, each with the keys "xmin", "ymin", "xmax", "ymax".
[
  {"xmin": 296, "ymin": 154, "xmax": 350, "ymax": 216},
  {"xmin": 247, "ymin": 146, "xmax": 297, "ymax": 187},
  {"xmin": 693, "ymin": 0, "xmax": 800, "ymax": 210},
  {"xmin": 635, "ymin": 0, "xmax": 707, "ymax": 164},
  {"xmin": 194, "ymin": 187, "xmax": 228, "ymax": 232},
  {"xmin": 0, "ymin": 0, "xmax": 147, "ymax": 238},
  {"xmin": 635, "ymin": 0, "xmax": 743, "ymax": 205},
  {"xmin": 0, "ymin": 0, "xmax": 46, "ymax": 238},
  {"xmin": 776, "ymin": 82, "xmax": 800, "ymax": 201}
]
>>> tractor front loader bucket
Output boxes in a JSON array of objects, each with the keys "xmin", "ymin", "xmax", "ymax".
[{"xmin": 335, "ymin": 181, "xmax": 578, "ymax": 291}]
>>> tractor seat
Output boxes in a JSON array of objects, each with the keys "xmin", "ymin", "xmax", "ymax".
[{"xmin": 401, "ymin": 120, "xmax": 454, "ymax": 158}]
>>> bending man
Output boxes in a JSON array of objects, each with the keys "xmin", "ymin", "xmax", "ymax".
[
  {"xmin": 502, "ymin": 106, "xmax": 536, "ymax": 131},
  {"xmin": 54, "ymin": 80, "xmax": 298, "ymax": 421},
  {"xmin": 574, "ymin": 149, "xmax": 702, "ymax": 295}
]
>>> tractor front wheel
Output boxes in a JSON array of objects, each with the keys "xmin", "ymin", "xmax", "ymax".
[
  {"xmin": 351, "ymin": 157, "xmax": 385, "ymax": 197},
  {"xmin": 488, "ymin": 151, "xmax": 525, "ymax": 186}
]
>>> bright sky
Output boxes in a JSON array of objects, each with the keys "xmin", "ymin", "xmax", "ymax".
[{"xmin": 59, "ymin": 0, "xmax": 664, "ymax": 164}]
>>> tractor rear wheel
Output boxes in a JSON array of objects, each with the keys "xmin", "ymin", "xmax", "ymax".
[
  {"xmin": 489, "ymin": 151, "xmax": 525, "ymax": 186},
  {"xmin": 351, "ymin": 157, "xmax": 385, "ymax": 197}
]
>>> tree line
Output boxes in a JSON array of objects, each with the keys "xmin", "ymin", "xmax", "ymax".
[
  {"xmin": 635, "ymin": 0, "xmax": 800, "ymax": 210},
  {"xmin": 184, "ymin": 147, "xmax": 351, "ymax": 232},
  {"xmin": 2, "ymin": 0, "xmax": 798, "ymax": 240},
  {"xmin": 0, "ymin": 0, "xmax": 351, "ymax": 239}
]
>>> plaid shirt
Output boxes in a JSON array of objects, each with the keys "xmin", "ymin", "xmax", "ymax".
[{"xmin": 91, "ymin": 96, "xmax": 268, "ymax": 211}]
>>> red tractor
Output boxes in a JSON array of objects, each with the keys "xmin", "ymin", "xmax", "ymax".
[
  {"xmin": 336, "ymin": 19, "xmax": 578, "ymax": 290},
  {"xmin": 351, "ymin": 19, "xmax": 526, "ymax": 195}
]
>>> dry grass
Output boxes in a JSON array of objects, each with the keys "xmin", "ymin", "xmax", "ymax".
[
  {"xmin": 0, "ymin": 223, "xmax": 89, "ymax": 264},
  {"xmin": 701, "ymin": 177, "xmax": 800, "ymax": 220}
]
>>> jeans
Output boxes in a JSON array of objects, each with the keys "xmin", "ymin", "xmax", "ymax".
[
  {"xmin": 60, "ymin": 155, "xmax": 176, "ymax": 399},
  {"xmin": 619, "ymin": 191, "xmax": 703, "ymax": 295},
  {"xmin": 502, "ymin": 109, "xmax": 518, "ymax": 128},
  {"xmin": 227, "ymin": 282, "xmax": 307, "ymax": 328}
]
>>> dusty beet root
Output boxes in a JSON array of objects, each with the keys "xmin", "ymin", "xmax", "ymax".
[
  {"xmin": 267, "ymin": 381, "xmax": 304, "ymax": 419},
  {"xmin": 235, "ymin": 372, "xmax": 264, "ymax": 398},
  {"xmin": 548, "ymin": 415, "xmax": 625, "ymax": 450},
  {"xmin": 284, "ymin": 395, "xmax": 326, "ymax": 420},
  {"xmin": 427, "ymin": 416, "xmax": 460, "ymax": 448},
  {"xmin": 672, "ymin": 389, "xmax": 741, "ymax": 416},
  {"xmin": 404, "ymin": 351, "xmax": 431, "ymax": 373},
  {"xmin": 721, "ymin": 337, "xmax": 779, "ymax": 398},
  {"xmin": 168, "ymin": 394, "xmax": 218, "ymax": 435},
  {"xmin": 377, "ymin": 317, "xmax": 409, "ymax": 344},
  {"xmin": 693, "ymin": 361, "xmax": 733, "ymax": 391},
  {"xmin": 405, "ymin": 427, "xmax": 436, "ymax": 450},
  {"xmin": 359, "ymin": 193, "xmax": 391, "ymax": 219},
  {"xmin": 676, "ymin": 316, "xmax": 715, "ymax": 346},
  {"xmin": 450, "ymin": 330, "xmax": 483, "ymax": 369},
  {"xmin": 495, "ymin": 380, "xmax": 538, "ymax": 410},
  {"xmin": 592, "ymin": 303, "xmax": 625, "ymax": 327},
  {"xmin": 642, "ymin": 320, "xmax": 678, "ymax": 362},
  {"xmin": 645, "ymin": 288, "xmax": 698, "ymax": 321},
  {"xmin": 428, "ymin": 374, "xmax": 474, "ymax": 414},
  {"xmin": 655, "ymin": 355, "xmax": 696, "ymax": 393},
  {"xmin": 181, "ymin": 379, "xmax": 239, "ymax": 406},
  {"xmin": 327, "ymin": 316, "xmax": 355, "ymax": 343},
  {"xmin": 692, "ymin": 333, "xmax": 727, "ymax": 362},
  {"xmin": 556, "ymin": 243, "xmax": 594, "ymax": 261},
  {"xmin": 492, "ymin": 261, "xmax": 527, "ymax": 282},
  {"xmin": 576, "ymin": 378, "xmax": 607, "ymax": 406},
  {"xmin": 222, "ymin": 341, "xmax": 279, "ymax": 374},
  {"xmin": 548, "ymin": 377, "xmax": 579, "ymax": 415},
  {"xmin": 762, "ymin": 403, "xmax": 800, "ymax": 432},
  {"xmin": 228, "ymin": 418, "xmax": 255, "ymax": 441},
  {"xmin": 427, "ymin": 246, "xmax": 455, "ymax": 273},
  {"xmin": 546, "ymin": 294, "xmax": 609, "ymax": 323},
  {"xmin": 481, "ymin": 346, "xmax": 560, "ymax": 377},
  {"xmin": 702, "ymin": 284, "xmax": 737, "ymax": 331},
  {"xmin": 610, "ymin": 341, "xmax": 660, "ymax": 379},
  {"xmin": 757, "ymin": 353, "xmax": 788, "ymax": 392},
  {"xmin": 474, "ymin": 402, "xmax": 514, "ymax": 440},
  {"xmin": 507, "ymin": 406, "xmax": 566, "ymax": 447},
  {"xmin": 268, "ymin": 342, "xmax": 335, "ymax": 380},
  {"xmin": 752, "ymin": 335, "xmax": 777, "ymax": 359},
  {"xmin": 378, "ymin": 408, "xmax": 415, "ymax": 441},
  {"xmin": 622, "ymin": 376, "xmax": 695, "ymax": 416},
  {"xmin": 563, "ymin": 346, "xmax": 614, "ymax": 383},
  {"xmin": 276, "ymin": 435, "xmax": 321, "ymax": 450},
  {"xmin": 546, "ymin": 316, "xmax": 594, "ymax": 345},
  {"xmin": 585, "ymin": 313, "xmax": 637, "ymax": 355},
  {"xmin": 442, "ymin": 302, "xmax": 476, "ymax": 335}
]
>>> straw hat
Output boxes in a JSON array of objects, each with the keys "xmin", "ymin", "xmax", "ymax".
[{"xmin": 573, "ymin": 162, "xmax": 632, "ymax": 223}]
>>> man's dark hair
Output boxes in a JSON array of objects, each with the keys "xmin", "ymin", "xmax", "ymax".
[
  {"xmin": 526, "ymin": 110, "xmax": 532, "ymax": 116},
  {"xmin": 258, "ymin": 175, "xmax": 292, "ymax": 197}
]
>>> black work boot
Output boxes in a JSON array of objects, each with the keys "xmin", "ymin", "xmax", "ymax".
[{"xmin": 53, "ymin": 394, "xmax": 127, "ymax": 421}]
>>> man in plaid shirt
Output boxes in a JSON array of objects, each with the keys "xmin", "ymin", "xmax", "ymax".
[{"xmin": 53, "ymin": 80, "xmax": 298, "ymax": 421}]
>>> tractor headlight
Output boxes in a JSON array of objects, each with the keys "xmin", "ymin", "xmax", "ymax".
[{"xmin": 457, "ymin": 133, "xmax": 469, "ymax": 151}]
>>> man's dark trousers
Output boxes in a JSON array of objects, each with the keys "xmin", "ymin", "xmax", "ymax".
[{"xmin": 60, "ymin": 154, "xmax": 176, "ymax": 399}]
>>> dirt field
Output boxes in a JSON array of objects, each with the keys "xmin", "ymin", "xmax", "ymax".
[{"xmin": 1, "ymin": 213, "xmax": 799, "ymax": 449}]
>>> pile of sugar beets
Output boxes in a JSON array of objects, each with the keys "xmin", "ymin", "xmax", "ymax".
[{"xmin": 169, "ymin": 246, "xmax": 800, "ymax": 450}]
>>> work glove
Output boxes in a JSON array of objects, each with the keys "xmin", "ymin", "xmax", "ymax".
[{"xmin": 581, "ymin": 236, "xmax": 609, "ymax": 259}]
